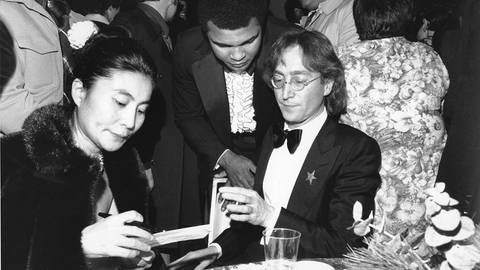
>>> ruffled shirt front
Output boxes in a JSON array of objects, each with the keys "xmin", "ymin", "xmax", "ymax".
[{"xmin": 224, "ymin": 71, "xmax": 256, "ymax": 134}]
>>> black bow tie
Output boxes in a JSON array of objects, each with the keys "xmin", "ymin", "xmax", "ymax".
[{"xmin": 273, "ymin": 126, "xmax": 302, "ymax": 154}]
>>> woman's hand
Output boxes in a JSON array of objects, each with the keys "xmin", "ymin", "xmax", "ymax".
[{"xmin": 81, "ymin": 210, "xmax": 155, "ymax": 267}]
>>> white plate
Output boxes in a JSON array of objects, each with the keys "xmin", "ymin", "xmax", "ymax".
[{"xmin": 294, "ymin": 260, "xmax": 334, "ymax": 270}]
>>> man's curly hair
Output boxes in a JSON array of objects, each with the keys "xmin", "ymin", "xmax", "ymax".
[{"xmin": 198, "ymin": 0, "xmax": 268, "ymax": 31}]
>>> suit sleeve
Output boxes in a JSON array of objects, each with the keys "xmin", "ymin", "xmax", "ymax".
[
  {"xmin": 275, "ymin": 135, "xmax": 381, "ymax": 258},
  {"xmin": 172, "ymin": 35, "xmax": 227, "ymax": 167},
  {"xmin": 212, "ymin": 221, "xmax": 264, "ymax": 262},
  {"xmin": 338, "ymin": 1, "xmax": 360, "ymax": 46}
]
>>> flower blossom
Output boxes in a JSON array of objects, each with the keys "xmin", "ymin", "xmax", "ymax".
[{"xmin": 67, "ymin": 21, "xmax": 99, "ymax": 50}]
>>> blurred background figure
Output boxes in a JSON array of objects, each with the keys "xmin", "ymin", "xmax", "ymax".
[
  {"xmin": 413, "ymin": 0, "xmax": 456, "ymax": 49},
  {"xmin": 2, "ymin": 36, "xmax": 160, "ymax": 269},
  {"xmin": 170, "ymin": 0, "xmax": 199, "ymax": 39},
  {"xmin": 0, "ymin": 0, "xmax": 64, "ymax": 135},
  {"xmin": 298, "ymin": 0, "xmax": 359, "ymax": 46},
  {"xmin": 284, "ymin": 0, "xmax": 306, "ymax": 24},
  {"xmin": 112, "ymin": 0, "xmax": 202, "ymax": 262},
  {"xmin": 337, "ymin": 0, "xmax": 450, "ymax": 234},
  {"xmin": 83, "ymin": 0, "xmax": 122, "ymax": 25},
  {"xmin": 268, "ymin": 0, "xmax": 305, "ymax": 24},
  {"xmin": 0, "ymin": 19, "xmax": 15, "ymax": 96},
  {"xmin": 436, "ymin": 0, "xmax": 480, "ymax": 223}
]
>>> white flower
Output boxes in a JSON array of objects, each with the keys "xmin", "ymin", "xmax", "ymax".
[
  {"xmin": 425, "ymin": 216, "xmax": 475, "ymax": 247},
  {"xmin": 67, "ymin": 21, "xmax": 99, "ymax": 50},
  {"xmin": 445, "ymin": 244, "xmax": 480, "ymax": 270},
  {"xmin": 431, "ymin": 208, "xmax": 461, "ymax": 231},
  {"xmin": 347, "ymin": 201, "xmax": 374, "ymax": 236},
  {"xmin": 425, "ymin": 182, "xmax": 459, "ymax": 207}
]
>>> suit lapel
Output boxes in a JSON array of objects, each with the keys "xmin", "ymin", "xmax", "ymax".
[
  {"xmin": 254, "ymin": 128, "xmax": 275, "ymax": 197},
  {"xmin": 192, "ymin": 54, "xmax": 231, "ymax": 144},
  {"xmin": 137, "ymin": 6, "xmax": 171, "ymax": 55},
  {"xmin": 286, "ymin": 118, "xmax": 342, "ymax": 217}
]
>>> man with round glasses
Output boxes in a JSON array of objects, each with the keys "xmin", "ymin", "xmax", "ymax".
[{"xmin": 177, "ymin": 30, "xmax": 381, "ymax": 267}]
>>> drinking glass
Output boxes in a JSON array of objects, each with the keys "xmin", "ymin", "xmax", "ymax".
[{"xmin": 263, "ymin": 228, "xmax": 301, "ymax": 270}]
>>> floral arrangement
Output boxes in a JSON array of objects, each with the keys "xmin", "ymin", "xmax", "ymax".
[
  {"xmin": 67, "ymin": 21, "xmax": 99, "ymax": 50},
  {"xmin": 345, "ymin": 183, "xmax": 480, "ymax": 270}
]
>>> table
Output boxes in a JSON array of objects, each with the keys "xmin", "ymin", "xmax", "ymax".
[{"xmin": 208, "ymin": 258, "xmax": 346, "ymax": 270}]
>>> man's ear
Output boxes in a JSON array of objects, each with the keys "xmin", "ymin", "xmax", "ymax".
[
  {"xmin": 71, "ymin": 79, "xmax": 86, "ymax": 107},
  {"xmin": 323, "ymin": 80, "xmax": 334, "ymax": 96}
]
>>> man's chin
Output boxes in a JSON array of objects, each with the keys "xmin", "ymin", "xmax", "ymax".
[{"xmin": 225, "ymin": 63, "xmax": 251, "ymax": 73}]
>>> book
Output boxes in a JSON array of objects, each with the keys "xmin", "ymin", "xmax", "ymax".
[{"xmin": 143, "ymin": 224, "xmax": 211, "ymax": 247}]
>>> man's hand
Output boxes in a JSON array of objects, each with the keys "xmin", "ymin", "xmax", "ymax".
[
  {"xmin": 218, "ymin": 150, "xmax": 256, "ymax": 188},
  {"xmin": 168, "ymin": 246, "xmax": 219, "ymax": 270},
  {"xmin": 219, "ymin": 186, "xmax": 275, "ymax": 227}
]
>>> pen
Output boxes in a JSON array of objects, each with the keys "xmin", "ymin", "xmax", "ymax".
[{"xmin": 98, "ymin": 212, "xmax": 154, "ymax": 233}]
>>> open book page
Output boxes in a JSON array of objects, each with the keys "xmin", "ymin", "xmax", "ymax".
[{"xmin": 142, "ymin": 224, "xmax": 211, "ymax": 247}]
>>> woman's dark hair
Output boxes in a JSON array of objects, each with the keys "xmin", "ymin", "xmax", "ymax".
[
  {"xmin": 198, "ymin": 0, "xmax": 268, "ymax": 32},
  {"xmin": 73, "ymin": 36, "xmax": 156, "ymax": 92},
  {"xmin": 264, "ymin": 30, "xmax": 347, "ymax": 118},
  {"xmin": 353, "ymin": 0, "xmax": 414, "ymax": 40}
]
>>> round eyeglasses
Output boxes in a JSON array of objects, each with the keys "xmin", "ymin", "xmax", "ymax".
[{"xmin": 270, "ymin": 75, "xmax": 322, "ymax": 92}]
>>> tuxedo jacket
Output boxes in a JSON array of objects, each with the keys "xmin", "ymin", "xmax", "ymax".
[
  {"xmin": 214, "ymin": 117, "xmax": 381, "ymax": 264},
  {"xmin": 172, "ymin": 17, "xmax": 299, "ymax": 169}
]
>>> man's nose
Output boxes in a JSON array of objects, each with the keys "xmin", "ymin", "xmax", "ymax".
[
  {"xmin": 230, "ymin": 47, "xmax": 246, "ymax": 62},
  {"xmin": 282, "ymin": 82, "xmax": 295, "ymax": 99}
]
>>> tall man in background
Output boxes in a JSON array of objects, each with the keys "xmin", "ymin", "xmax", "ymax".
[{"xmin": 173, "ymin": 0, "xmax": 298, "ymax": 192}]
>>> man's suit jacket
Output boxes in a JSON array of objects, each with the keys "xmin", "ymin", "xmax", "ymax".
[
  {"xmin": 173, "ymin": 17, "xmax": 298, "ymax": 170},
  {"xmin": 214, "ymin": 117, "xmax": 381, "ymax": 264},
  {"xmin": 112, "ymin": 6, "xmax": 201, "ymax": 234}
]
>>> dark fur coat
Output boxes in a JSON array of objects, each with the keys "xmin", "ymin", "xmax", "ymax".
[{"xmin": 1, "ymin": 105, "xmax": 151, "ymax": 270}]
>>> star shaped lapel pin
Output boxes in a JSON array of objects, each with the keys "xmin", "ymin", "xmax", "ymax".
[{"xmin": 305, "ymin": 170, "xmax": 317, "ymax": 185}]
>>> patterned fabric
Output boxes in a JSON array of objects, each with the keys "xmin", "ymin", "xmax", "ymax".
[
  {"xmin": 224, "ymin": 71, "xmax": 256, "ymax": 133},
  {"xmin": 337, "ymin": 37, "xmax": 450, "ymax": 234}
]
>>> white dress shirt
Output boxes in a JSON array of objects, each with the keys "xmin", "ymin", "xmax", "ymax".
[{"xmin": 262, "ymin": 108, "xmax": 328, "ymax": 229}]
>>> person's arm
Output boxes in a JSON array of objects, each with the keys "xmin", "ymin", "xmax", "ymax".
[
  {"xmin": 275, "ymin": 135, "xmax": 381, "ymax": 258},
  {"xmin": 338, "ymin": 1, "xmax": 360, "ymax": 46}
]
